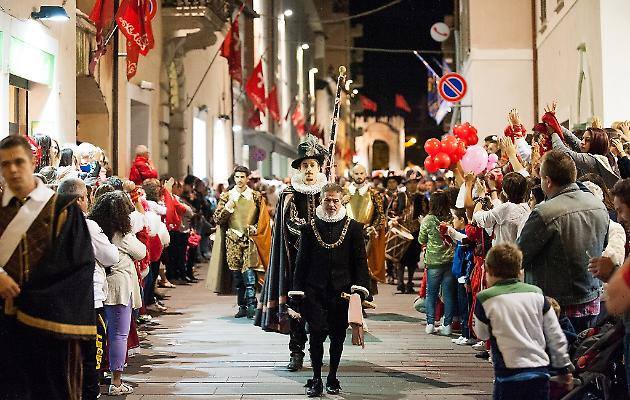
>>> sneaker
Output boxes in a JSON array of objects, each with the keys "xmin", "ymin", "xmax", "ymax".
[
  {"xmin": 439, "ymin": 325, "xmax": 452, "ymax": 336},
  {"xmin": 472, "ymin": 341, "xmax": 486, "ymax": 350},
  {"xmin": 425, "ymin": 324, "xmax": 436, "ymax": 334},
  {"xmin": 451, "ymin": 335, "xmax": 466, "ymax": 343},
  {"xmin": 108, "ymin": 383, "xmax": 133, "ymax": 395},
  {"xmin": 454, "ymin": 337, "xmax": 477, "ymax": 346}
]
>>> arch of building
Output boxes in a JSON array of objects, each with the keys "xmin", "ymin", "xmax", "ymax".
[{"xmin": 354, "ymin": 120, "xmax": 405, "ymax": 172}]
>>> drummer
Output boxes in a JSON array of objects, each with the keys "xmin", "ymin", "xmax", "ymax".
[{"xmin": 391, "ymin": 170, "xmax": 428, "ymax": 294}]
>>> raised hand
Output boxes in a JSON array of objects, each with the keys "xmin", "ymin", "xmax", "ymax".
[
  {"xmin": 544, "ymin": 100, "xmax": 557, "ymax": 115},
  {"xmin": 508, "ymin": 108, "xmax": 521, "ymax": 127}
]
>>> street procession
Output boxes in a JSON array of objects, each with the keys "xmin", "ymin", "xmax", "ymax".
[{"xmin": 2, "ymin": 0, "xmax": 630, "ymax": 399}]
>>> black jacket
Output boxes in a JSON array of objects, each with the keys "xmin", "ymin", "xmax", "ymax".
[{"xmin": 293, "ymin": 216, "xmax": 370, "ymax": 296}]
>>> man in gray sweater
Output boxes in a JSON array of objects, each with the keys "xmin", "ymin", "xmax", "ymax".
[{"xmin": 517, "ymin": 150, "xmax": 609, "ymax": 333}]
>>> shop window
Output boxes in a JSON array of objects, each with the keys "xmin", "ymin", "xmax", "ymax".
[{"xmin": 8, "ymin": 74, "xmax": 28, "ymax": 135}]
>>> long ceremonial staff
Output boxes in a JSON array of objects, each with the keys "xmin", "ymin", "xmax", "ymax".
[{"xmin": 325, "ymin": 66, "xmax": 347, "ymax": 181}]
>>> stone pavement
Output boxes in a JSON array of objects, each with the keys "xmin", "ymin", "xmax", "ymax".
[{"xmin": 113, "ymin": 266, "xmax": 493, "ymax": 399}]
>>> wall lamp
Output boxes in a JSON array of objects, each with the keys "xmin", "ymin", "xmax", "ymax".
[{"xmin": 31, "ymin": 5, "xmax": 70, "ymax": 21}]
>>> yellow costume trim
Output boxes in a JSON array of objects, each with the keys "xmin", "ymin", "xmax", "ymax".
[{"xmin": 17, "ymin": 311, "xmax": 97, "ymax": 336}]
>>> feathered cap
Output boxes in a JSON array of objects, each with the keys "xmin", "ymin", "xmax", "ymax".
[{"xmin": 291, "ymin": 134, "xmax": 328, "ymax": 169}]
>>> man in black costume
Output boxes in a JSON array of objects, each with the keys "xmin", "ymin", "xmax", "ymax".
[
  {"xmin": 292, "ymin": 183, "xmax": 371, "ymax": 397},
  {"xmin": 392, "ymin": 171, "xmax": 427, "ymax": 293},
  {"xmin": 0, "ymin": 135, "xmax": 95, "ymax": 400},
  {"xmin": 255, "ymin": 134, "xmax": 328, "ymax": 371}
]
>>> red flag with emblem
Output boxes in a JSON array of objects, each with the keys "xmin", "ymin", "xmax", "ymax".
[
  {"xmin": 220, "ymin": 14, "xmax": 242, "ymax": 83},
  {"xmin": 245, "ymin": 60, "xmax": 266, "ymax": 114},
  {"xmin": 395, "ymin": 93, "xmax": 412, "ymax": 113},
  {"xmin": 88, "ymin": 0, "xmax": 115, "ymax": 74},
  {"xmin": 291, "ymin": 102, "xmax": 305, "ymax": 136},
  {"xmin": 359, "ymin": 95, "xmax": 377, "ymax": 112},
  {"xmin": 115, "ymin": 0, "xmax": 156, "ymax": 80},
  {"xmin": 266, "ymin": 85, "xmax": 281, "ymax": 122},
  {"xmin": 247, "ymin": 108, "xmax": 262, "ymax": 128}
]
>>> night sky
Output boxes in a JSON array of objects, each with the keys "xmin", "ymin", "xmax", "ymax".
[{"xmin": 349, "ymin": 0, "xmax": 454, "ymax": 164}]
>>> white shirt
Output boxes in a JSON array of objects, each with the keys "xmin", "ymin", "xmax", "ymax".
[
  {"xmin": 86, "ymin": 219, "xmax": 119, "ymax": 308},
  {"xmin": 473, "ymin": 202, "xmax": 530, "ymax": 245}
]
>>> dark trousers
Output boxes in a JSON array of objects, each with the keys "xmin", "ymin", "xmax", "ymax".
[
  {"xmin": 289, "ymin": 317, "xmax": 308, "ymax": 357},
  {"xmin": 167, "ymin": 230, "xmax": 189, "ymax": 279},
  {"xmin": 493, "ymin": 377, "xmax": 549, "ymax": 400},
  {"xmin": 144, "ymin": 261, "xmax": 160, "ymax": 306},
  {"xmin": 309, "ymin": 326, "xmax": 346, "ymax": 380},
  {"xmin": 186, "ymin": 245, "xmax": 198, "ymax": 278},
  {"xmin": 397, "ymin": 264, "xmax": 417, "ymax": 291},
  {"xmin": 457, "ymin": 283, "xmax": 471, "ymax": 338},
  {"xmin": 82, "ymin": 308, "xmax": 106, "ymax": 400}
]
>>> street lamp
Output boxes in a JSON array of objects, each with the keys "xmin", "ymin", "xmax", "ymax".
[
  {"xmin": 283, "ymin": 9, "xmax": 293, "ymax": 17},
  {"xmin": 301, "ymin": 43, "xmax": 310, "ymax": 50}
]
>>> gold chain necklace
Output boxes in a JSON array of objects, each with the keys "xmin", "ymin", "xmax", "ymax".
[{"xmin": 310, "ymin": 217, "xmax": 351, "ymax": 249}]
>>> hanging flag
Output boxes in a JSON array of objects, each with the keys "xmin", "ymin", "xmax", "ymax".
[
  {"xmin": 395, "ymin": 94, "xmax": 412, "ymax": 113},
  {"xmin": 291, "ymin": 102, "xmax": 305, "ymax": 136},
  {"xmin": 359, "ymin": 95, "xmax": 377, "ymax": 112},
  {"xmin": 284, "ymin": 99, "xmax": 295, "ymax": 121},
  {"xmin": 247, "ymin": 108, "xmax": 262, "ymax": 128},
  {"xmin": 245, "ymin": 59, "xmax": 266, "ymax": 114},
  {"xmin": 427, "ymin": 76, "xmax": 440, "ymax": 119},
  {"xmin": 116, "ymin": 0, "xmax": 156, "ymax": 80},
  {"xmin": 266, "ymin": 85, "xmax": 281, "ymax": 122},
  {"xmin": 309, "ymin": 123, "xmax": 323, "ymax": 139},
  {"xmin": 88, "ymin": 0, "xmax": 115, "ymax": 75},
  {"xmin": 220, "ymin": 12, "xmax": 242, "ymax": 83}
]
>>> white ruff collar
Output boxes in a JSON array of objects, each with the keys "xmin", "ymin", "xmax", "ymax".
[
  {"xmin": 316, "ymin": 204, "xmax": 347, "ymax": 222},
  {"xmin": 348, "ymin": 182, "xmax": 370, "ymax": 196},
  {"xmin": 291, "ymin": 172, "xmax": 327, "ymax": 195},
  {"xmin": 229, "ymin": 186, "xmax": 253, "ymax": 202}
]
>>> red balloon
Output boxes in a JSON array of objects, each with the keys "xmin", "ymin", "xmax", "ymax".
[
  {"xmin": 441, "ymin": 136, "xmax": 458, "ymax": 155},
  {"xmin": 424, "ymin": 155, "xmax": 438, "ymax": 173},
  {"xmin": 424, "ymin": 138, "xmax": 441, "ymax": 156},
  {"xmin": 465, "ymin": 132, "xmax": 479, "ymax": 146},
  {"xmin": 433, "ymin": 152, "xmax": 451, "ymax": 170},
  {"xmin": 453, "ymin": 124, "xmax": 466, "ymax": 140},
  {"xmin": 455, "ymin": 140, "xmax": 467, "ymax": 157}
]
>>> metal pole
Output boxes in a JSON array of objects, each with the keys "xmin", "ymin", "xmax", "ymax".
[{"xmin": 112, "ymin": 0, "xmax": 119, "ymax": 175}]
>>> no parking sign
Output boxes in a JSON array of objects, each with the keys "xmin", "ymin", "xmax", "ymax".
[{"xmin": 438, "ymin": 72, "xmax": 467, "ymax": 103}]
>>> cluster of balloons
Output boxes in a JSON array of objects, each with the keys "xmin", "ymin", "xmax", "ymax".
[{"xmin": 423, "ymin": 122, "xmax": 480, "ymax": 173}]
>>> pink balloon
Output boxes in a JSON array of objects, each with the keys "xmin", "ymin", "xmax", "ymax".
[
  {"xmin": 460, "ymin": 145, "xmax": 489, "ymax": 174},
  {"xmin": 486, "ymin": 153, "xmax": 499, "ymax": 171}
]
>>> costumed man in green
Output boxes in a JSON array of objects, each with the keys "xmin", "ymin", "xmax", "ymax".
[
  {"xmin": 0, "ymin": 135, "xmax": 96, "ymax": 400},
  {"xmin": 255, "ymin": 134, "xmax": 328, "ymax": 372},
  {"xmin": 209, "ymin": 165, "xmax": 271, "ymax": 318}
]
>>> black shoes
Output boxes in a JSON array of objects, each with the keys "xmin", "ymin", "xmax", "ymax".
[
  {"xmin": 406, "ymin": 284, "xmax": 415, "ymax": 294},
  {"xmin": 325, "ymin": 378, "xmax": 341, "ymax": 395},
  {"xmin": 234, "ymin": 306, "xmax": 247, "ymax": 318},
  {"xmin": 305, "ymin": 378, "xmax": 323, "ymax": 397},
  {"xmin": 246, "ymin": 305, "xmax": 256, "ymax": 319},
  {"xmin": 286, "ymin": 353, "xmax": 304, "ymax": 371}
]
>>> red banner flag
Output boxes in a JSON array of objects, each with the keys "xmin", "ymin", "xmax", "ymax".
[
  {"xmin": 88, "ymin": 0, "xmax": 115, "ymax": 75},
  {"xmin": 116, "ymin": 0, "xmax": 155, "ymax": 80},
  {"xmin": 220, "ymin": 15, "xmax": 242, "ymax": 83},
  {"xmin": 291, "ymin": 102, "xmax": 305, "ymax": 136},
  {"xmin": 359, "ymin": 95, "xmax": 377, "ymax": 112},
  {"xmin": 395, "ymin": 93, "xmax": 412, "ymax": 113},
  {"xmin": 247, "ymin": 108, "xmax": 262, "ymax": 128},
  {"xmin": 266, "ymin": 85, "xmax": 281, "ymax": 122},
  {"xmin": 245, "ymin": 60, "xmax": 266, "ymax": 114}
]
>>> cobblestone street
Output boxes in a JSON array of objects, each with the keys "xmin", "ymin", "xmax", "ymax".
[{"xmin": 116, "ymin": 266, "xmax": 493, "ymax": 399}]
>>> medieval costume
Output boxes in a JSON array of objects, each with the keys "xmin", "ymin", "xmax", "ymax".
[
  {"xmin": 293, "ymin": 204, "xmax": 371, "ymax": 397},
  {"xmin": 382, "ymin": 172, "xmax": 402, "ymax": 284},
  {"xmin": 255, "ymin": 134, "xmax": 328, "ymax": 372},
  {"xmin": 345, "ymin": 181, "xmax": 385, "ymax": 294},
  {"xmin": 392, "ymin": 173, "xmax": 428, "ymax": 293},
  {"xmin": 0, "ymin": 179, "xmax": 96, "ymax": 400},
  {"xmin": 208, "ymin": 185, "xmax": 271, "ymax": 318}
]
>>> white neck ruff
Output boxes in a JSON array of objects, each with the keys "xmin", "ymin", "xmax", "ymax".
[
  {"xmin": 348, "ymin": 181, "xmax": 370, "ymax": 196},
  {"xmin": 316, "ymin": 204, "xmax": 347, "ymax": 223},
  {"xmin": 291, "ymin": 172, "xmax": 327, "ymax": 195}
]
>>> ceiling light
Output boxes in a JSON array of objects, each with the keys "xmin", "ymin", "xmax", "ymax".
[{"xmin": 31, "ymin": 5, "xmax": 70, "ymax": 21}]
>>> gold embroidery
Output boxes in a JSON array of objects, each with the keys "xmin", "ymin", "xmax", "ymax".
[{"xmin": 17, "ymin": 311, "xmax": 96, "ymax": 337}]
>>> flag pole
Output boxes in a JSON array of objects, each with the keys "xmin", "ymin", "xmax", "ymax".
[{"xmin": 112, "ymin": 0, "xmax": 119, "ymax": 175}]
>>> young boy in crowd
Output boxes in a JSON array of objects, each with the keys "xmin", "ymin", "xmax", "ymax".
[
  {"xmin": 473, "ymin": 243, "xmax": 574, "ymax": 400},
  {"xmin": 444, "ymin": 208, "xmax": 476, "ymax": 345}
]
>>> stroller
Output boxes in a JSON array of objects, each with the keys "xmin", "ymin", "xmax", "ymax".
[{"xmin": 557, "ymin": 319, "xmax": 627, "ymax": 400}]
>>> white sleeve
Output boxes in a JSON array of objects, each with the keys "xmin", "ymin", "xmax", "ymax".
[
  {"xmin": 515, "ymin": 137, "xmax": 532, "ymax": 162},
  {"xmin": 473, "ymin": 209, "xmax": 498, "ymax": 229},
  {"xmin": 119, "ymin": 233, "xmax": 147, "ymax": 261},
  {"xmin": 542, "ymin": 307, "xmax": 572, "ymax": 369},
  {"xmin": 158, "ymin": 222, "xmax": 170, "ymax": 246},
  {"xmin": 602, "ymin": 221, "xmax": 627, "ymax": 267},
  {"xmin": 86, "ymin": 220, "xmax": 119, "ymax": 267}
]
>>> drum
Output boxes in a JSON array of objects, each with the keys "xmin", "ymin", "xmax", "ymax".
[{"xmin": 385, "ymin": 225, "xmax": 414, "ymax": 262}]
